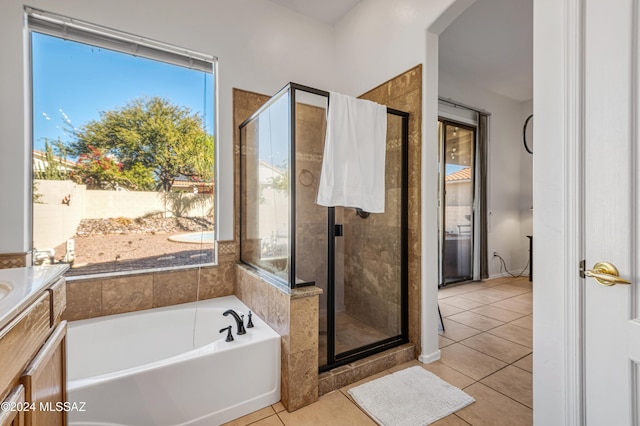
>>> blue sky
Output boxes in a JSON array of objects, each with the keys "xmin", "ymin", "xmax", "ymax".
[{"xmin": 31, "ymin": 32, "xmax": 214, "ymax": 153}]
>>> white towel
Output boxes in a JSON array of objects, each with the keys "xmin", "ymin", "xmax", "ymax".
[{"xmin": 316, "ymin": 91, "xmax": 387, "ymax": 213}]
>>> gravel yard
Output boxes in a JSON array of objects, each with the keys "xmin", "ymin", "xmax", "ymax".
[{"xmin": 53, "ymin": 218, "xmax": 215, "ymax": 276}]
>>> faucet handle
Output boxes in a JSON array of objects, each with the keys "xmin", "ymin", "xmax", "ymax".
[
  {"xmin": 219, "ymin": 325, "xmax": 234, "ymax": 342},
  {"xmin": 237, "ymin": 315, "xmax": 246, "ymax": 335},
  {"xmin": 247, "ymin": 311, "xmax": 254, "ymax": 328}
]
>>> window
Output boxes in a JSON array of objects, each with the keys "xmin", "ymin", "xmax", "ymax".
[{"xmin": 29, "ymin": 9, "xmax": 217, "ymax": 277}]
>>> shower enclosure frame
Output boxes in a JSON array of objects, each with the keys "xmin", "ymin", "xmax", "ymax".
[{"xmin": 239, "ymin": 83, "xmax": 410, "ymax": 371}]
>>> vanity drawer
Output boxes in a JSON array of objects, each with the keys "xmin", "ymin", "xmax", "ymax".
[
  {"xmin": 21, "ymin": 321, "xmax": 66, "ymax": 426},
  {"xmin": 0, "ymin": 294, "xmax": 51, "ymax": 402}
]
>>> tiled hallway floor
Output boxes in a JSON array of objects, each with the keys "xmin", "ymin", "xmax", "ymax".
[{"xmin": 225, "ymin": 276, "xmax": 533, "ymax": 426}]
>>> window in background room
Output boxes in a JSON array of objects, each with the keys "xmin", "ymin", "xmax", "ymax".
[{"xmin": 28, "ymin": 9, "xmax": 217, "ymax": 277}]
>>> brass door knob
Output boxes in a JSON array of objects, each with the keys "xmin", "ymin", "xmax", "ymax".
[{"xmin": 584, "ymin": 262, "xmax": 631, "ymax": 286}]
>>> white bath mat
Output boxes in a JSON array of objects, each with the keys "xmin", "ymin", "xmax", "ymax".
[{"xmin": 348, "ymin": 366, "xmax": 475, "ymax": 426}]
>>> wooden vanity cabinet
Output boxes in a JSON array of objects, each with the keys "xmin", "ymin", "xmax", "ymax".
[
  {"xmin": 21, "ymin": 322, "xmax": 67, "ymax": 426},
  {"xmin": 0, "ymin": 385, "xmax": 25, "ymax": 426},
  {"xmin": 0, "ymin": 275, "xmax": 66, "ymax": 426}
]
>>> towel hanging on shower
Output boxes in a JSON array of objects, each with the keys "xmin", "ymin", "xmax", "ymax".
[{"xmin": 316, "ymin": 91, "xmax": 387, "ymax": 213}]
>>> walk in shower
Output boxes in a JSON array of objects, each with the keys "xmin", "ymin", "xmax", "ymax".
[{"xmin": 240, "ymin": 83, "xmax": 409, "ymax": 371}]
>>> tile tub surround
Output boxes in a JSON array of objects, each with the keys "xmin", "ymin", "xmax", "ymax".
[
  {"xmin": 0, "ymin": 252, "xmax": 28, "ymax": 269},
  {"xmin": 63, "ymin": 240, "xmax": 238, "ymax": 321},
  {"xmin": 236, "ymin": 264, "xmax": 322, "ymax": 412}
]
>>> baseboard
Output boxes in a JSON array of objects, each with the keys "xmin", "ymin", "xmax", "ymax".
[
  {"xmin": 488, "ymin": 270, "xmax": 530, "ymax": 280},
  {"xmin": 418, "ymin": 349, "xmax": 441, "ymax": 364}
]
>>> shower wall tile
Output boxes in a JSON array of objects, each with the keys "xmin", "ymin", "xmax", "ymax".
[
  {"xmin": 236, "ymin": 264, "xmax": 321, "ymax": 412},
  {"xmin": 268, "ymin": 288, "xmax": 291, "ymax": 344},
  {"xmin": 385, "ymin": 148, "xmax": 403, "ymax": 190},
  {"xmin": 393, "ymin": 88, "xmax": 422, "ymax": 119},
  {"xmin": 408, "ymin": 186, "xmax": 421, "ymax": 230},
  {"xmin": 294, "ymin": 102, "xmax": 329, "ymax": 320},
  {"xmin": 287, "ymin": 348, "xmax": 319, "ymax": 409},
  {"xmin": 290, "ymin": 295, "xmax": 319, "ymax": 354},
  {"xmin": 354, "ymin": 65, "xmax": 423, "ymax": 353},
  {"xmin": 317, "ymin": 371, "xmax": 335, "ymax": 396},
  {"xmin": 363, "ymin": 83, "xmax": 390, "ymax": 106},
  {"xmin": 318, "ymin": 343, "xmax": 416, "ymax": 396},
  {"xmin": 389, "ymin": 66, "xmax": 422, "ymax": 100}
]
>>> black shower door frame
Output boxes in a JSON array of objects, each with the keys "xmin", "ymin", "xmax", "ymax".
[{"xmin": 294, "ymin": 84, "xmax": 410, "ymax": 372}]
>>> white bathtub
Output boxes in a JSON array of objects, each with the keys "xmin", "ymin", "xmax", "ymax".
[{"xmin": 67, "ymin": 295, "xmax": 280, "ymax": 426}]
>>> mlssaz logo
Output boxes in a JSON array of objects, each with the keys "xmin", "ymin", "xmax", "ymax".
[{"xmin": 39, "ymin": 402, "xmax": 87, "ymax": 412}]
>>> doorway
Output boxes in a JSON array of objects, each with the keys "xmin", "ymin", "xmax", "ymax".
[{"xmin": 439, "ymin": 120, "xmax": 476, "ymax": 285}]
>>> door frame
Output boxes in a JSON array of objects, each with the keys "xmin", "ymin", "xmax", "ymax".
[
  {"xmin": 534, "ymin": 0, "xmax": 585, "ymax": 424},
  {"xmin": 422, "ymin": 0, "xmax": 586, "ymax": 422},
  {"xmin": 437, "ymin": 118, "xmax": 477, "ymax": 286}
]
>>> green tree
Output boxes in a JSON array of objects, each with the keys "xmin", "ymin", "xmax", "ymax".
[
  {"xmin": 69, "ymin": 97, "xmax": 214, "ymax": 191},
  {"xmin": 70, "ymin": 145, "xmax": 155, "ymax": 190}
]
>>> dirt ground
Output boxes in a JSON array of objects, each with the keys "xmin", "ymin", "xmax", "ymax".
[{"xmin": 54, "ymin": 232, "xmax": 215, "ymax": 276}]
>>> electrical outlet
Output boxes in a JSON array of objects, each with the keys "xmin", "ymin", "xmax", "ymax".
[{"xmin": 493, "ymin": 251, "xmax": 498, "ymax": 257}]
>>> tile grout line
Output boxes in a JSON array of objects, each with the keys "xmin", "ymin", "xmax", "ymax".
[
  {"xmin": 442, "ymin": 295, "xmax": 532, "ymax": 321},
  {"xmin": 439, "ymin": 279, "xmax": 533, "ymax": 424},
  {"xmin": 456, "ymin": 360, "xmax": 534, "ymax": 413},
  {"xmin": 437, "ymin": 279, "xmax": 534, "ymax": 418}
]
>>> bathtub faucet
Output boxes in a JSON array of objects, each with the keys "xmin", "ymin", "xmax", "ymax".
[{"xmin": 223, "ymin": 309, "xmax": 246, "ymax": 335}]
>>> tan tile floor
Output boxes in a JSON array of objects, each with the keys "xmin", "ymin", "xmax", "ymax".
[{"xmin": 224, "ymin": 276, "xmax": 533, "ymax": 426}]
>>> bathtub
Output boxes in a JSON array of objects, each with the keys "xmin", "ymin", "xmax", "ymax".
[{"xmin": 66, "ymin": 295, "xmax": 281, "ymax": 426}]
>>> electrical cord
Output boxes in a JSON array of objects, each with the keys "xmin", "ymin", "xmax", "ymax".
[{"xmin": 494, "ymin": 253, "xmax": 530, "ymax": 278}]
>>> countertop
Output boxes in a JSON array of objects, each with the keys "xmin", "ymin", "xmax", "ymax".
[{"xmin": 0, "ymin": 264, "xmax": 69, "ymax": 330}]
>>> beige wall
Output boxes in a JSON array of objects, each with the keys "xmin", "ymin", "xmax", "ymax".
[{"xmin": 33, "ymin": 180, "xmax": 85, "ymax": 249}]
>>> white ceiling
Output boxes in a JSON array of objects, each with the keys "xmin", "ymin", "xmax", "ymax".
[
  {"xmin": 267, "ymin": 0, "xmax": 362, "ymax": 25},
  {"xmin": 267, "ymin": 0, "xmax": 533, "ymax": 102},
  {"xmin": 439, "ymin": 0, "xmax": 533, "ymax": 102}
]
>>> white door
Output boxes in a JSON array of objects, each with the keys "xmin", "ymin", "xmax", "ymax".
[{"xmin": 583, "ymin": 0, "xmax": 640, "ymax": 423}]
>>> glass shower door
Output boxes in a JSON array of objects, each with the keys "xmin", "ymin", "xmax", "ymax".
[
  {"xmin": 283, "ymin": 84, "xmax": 408, "ymax": 370},
  {"xmin": 440, "ymin": 121, "xmax": 475, "ymax": 284},
  {"xmin": 331, "ymin": 112, "xmax": 405, "ymax": 362}
]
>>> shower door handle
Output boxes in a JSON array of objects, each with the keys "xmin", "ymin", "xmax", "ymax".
[{"xmin": 334, "ymin": 224, "xmax": 343, "ymax": 237}]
